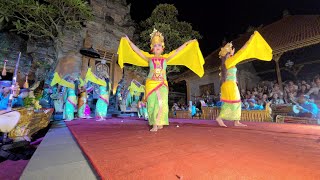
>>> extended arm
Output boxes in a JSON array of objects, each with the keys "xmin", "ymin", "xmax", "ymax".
[
  {"xmin": 125, "ymin": 36, "xmax": 148, "ymax": 61},
  {"xmin": 306, "ymin": 87, "xmax": 316, "ymax": 96},
  {"xmin": 166, "ymin": 39, "xmax": 196, "ymax": 61}
]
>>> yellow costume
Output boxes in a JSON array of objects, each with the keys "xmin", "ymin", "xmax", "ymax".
[
  {"xmin": 218, "ymin": 31, "xmax": 273, "ymax": 120},
  {"xmin": 118, "ymin": 29, "xmax": 204, "ymax": 126},
  {"xmin": 50, "ymin": 72, "xmax": 75, "ymax": 89},
  {"xmin": 85, "ymin": 68, "xmax": 111, "ymax": 119}
]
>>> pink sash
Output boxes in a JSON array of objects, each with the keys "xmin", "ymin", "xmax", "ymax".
[
  {"xmin": 99, "ymin": 95, "xmax": 109, "ymax": 104},
  {"xmin": 68, "ymin": 99, "xmax": 77, "ymax": 108}
]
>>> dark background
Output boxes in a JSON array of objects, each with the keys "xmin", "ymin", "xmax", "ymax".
[{"xmin": 127, "ymin": 0, "xmax": 320, "ymax": 56}]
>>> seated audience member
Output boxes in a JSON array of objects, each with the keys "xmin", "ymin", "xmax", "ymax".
[
  {"xmin": 297, "ymin": 84, "xmax": 308, "ymax": 97},
  {"xmin": 240, "ymin": 89, "xmax": 246, "ymax": 100},
  {"xmin": 252, "ymin": 87, "xmax": 258, "ymax": 95},
  {"xmin": 171, "ymin": 103, "xmax": 180, "ymax": 116},
  {"xmin": 215, "ymin": 100, "xmax": 222, "ymax": 107},
  {"xmin": 263, "ymin": 85, "xmax": 269, "ymax": 94},
  {"xmin": 0, "ymin": 85, "xmax": 24, "ymax": 110},
  {"xmin": 260, "ymin": 94, "xmax": 269, "ymax": 108},
  {"xmin": 269, "ymin": 84, "xmax": 283, "ymax": 98},
  {"xmin": 242, "ymin": 101, "xmax": 249, "ymax": 109},
  {"xmin": 296, "ymin": 95, "xmax": 319, "ymax": 118},
  {"xmin": 301, "ymin": 80, "xmax": 311, "ymax": 90},
  {"xmin": 247, "ymin": 99, "xmax": 264, "ymax": 110},
  {"xmin": 172, "ymin": 103, "xmax": 180, "ymax": 111},
  {"xmin": 270, "ymin": 93, "xmax": 284, "ymax": 105},
  {"xmin": 287, "ymin": 81, "xmax": 298, "ymax": 91},
  {"xmin": 307, "ymin": 77, "xmax": 320, "ymax": 100}
]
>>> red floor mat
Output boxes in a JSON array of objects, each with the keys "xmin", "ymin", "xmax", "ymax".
[{"xmin": 66, "ymin": 118, "xmax": 320, "ymax": 180}]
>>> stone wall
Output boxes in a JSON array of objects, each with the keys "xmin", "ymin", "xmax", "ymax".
[
  {"xmin": 0, "ymin": 33, "xmax": 33, "ymax": 85},
  {"xmin": 88, "ymin": 0, "xmax": 135, "ymax": 51},
  {"xmin": 56, "ymin": 0, "xmax": 135, "ymax": 59},
  {"xmin": 27, "ymin": 38, "xmax": 56, "ymax": 81},
  {"xmin": 55, "ymin": 0, "xmax": 135, "ymax": 82},
  {"xmin": 0, "ymin": 0, "xmax": 135, "ymax": 85},
  {"xmin": 186, "ymin": 71, "xmax": 220, "ymax": 101}
]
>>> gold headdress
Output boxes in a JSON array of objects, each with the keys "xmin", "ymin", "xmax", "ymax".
[
  {"xmin": 218, "ymin": 42, "xmax": 233, "ymax": 58},
  {"xmin": 150, "ymin": 28, "xmax": 165, "ymax": 49}
]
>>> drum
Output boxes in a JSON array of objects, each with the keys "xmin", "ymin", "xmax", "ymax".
[{"xmin": 0, "ymin": 111, "xmax": 20, "ymax": 133}]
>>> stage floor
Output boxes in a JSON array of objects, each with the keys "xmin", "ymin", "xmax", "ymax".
[
  {"xmin": 20, "ymin": 121, "xmax": 98, "ymax": 180},
  {"xmin": 64, "ymin": 118, "xmax": 320, "ymax": 180}
]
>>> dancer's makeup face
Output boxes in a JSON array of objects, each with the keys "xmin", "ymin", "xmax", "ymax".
[{"xmin": 153, "ymin": 44, "xmax": 163, "ymax": 55}]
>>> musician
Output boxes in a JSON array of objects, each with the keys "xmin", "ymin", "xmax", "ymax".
[
  {"xmin": 0, "ymin": 85, "xmax": 23, "ymax": 110},
  {"xmin": 296, "ymin": 95, "xmax": 319, "ymax": 118}
]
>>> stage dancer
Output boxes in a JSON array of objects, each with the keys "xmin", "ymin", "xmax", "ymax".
[
  {"xmin": 95, "ymin": 78, "xmax": 111, "ymax": 121},
  {"xmin": 77, "ymin": 78, "xmax": 93, "ymax": 119},
  {"xmin": 50, "ymin": 72, "xmax": 77, "ymax": 121},
  {"xmin": 85, "ymin": 68, "xmax": 111, "ymax": 121},
  {"xmin": 215, "ymin": 31, "xmax": 273, "ymax": 127},
  {"xmin": 138, "ymin": 94, "xmax": 148, "ymax": 120},
  {"xmin": 118, "ymin": 28, "xmax": 205, "ymax": 131},
  {"xmin": 63, "ymin": 77, "xmax": 78, "ymax": 121}
]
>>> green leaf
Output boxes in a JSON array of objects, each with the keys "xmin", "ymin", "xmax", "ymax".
[{"xmin": 0, "ymin": 0, "xmax": 92, "ymax": 39}]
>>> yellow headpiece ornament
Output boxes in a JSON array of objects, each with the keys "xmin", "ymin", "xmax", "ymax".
[
  {"xmin": 150, "ymin": 28, "xmax": 165, "ymax": 49},
  {"xmin": 219, "ymin": 42, "xmax": 233, "ymax": 58}
]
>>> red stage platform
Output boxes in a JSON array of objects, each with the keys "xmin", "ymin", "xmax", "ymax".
[{"xmin": 66, "ymin": 118, "xmax": 320, "ymax": 180}]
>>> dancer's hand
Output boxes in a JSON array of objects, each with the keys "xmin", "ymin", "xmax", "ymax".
[
  {"xmin": 186, "ymin": 39, "xmax": 196, "ymax": 45},
  {"xmin": 125, "ymin": 35, "xmax": 130, "ymax": 42}
]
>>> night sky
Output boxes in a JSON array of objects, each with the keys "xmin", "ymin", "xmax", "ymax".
[{"xmin": 127, "ymin": 0, "xmax": 320, "ymax": 56}]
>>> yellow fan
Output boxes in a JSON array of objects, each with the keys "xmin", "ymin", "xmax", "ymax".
[
  {"xmin": 117, "ymin": 37, "xmax": 205, "ymax": 78},
  {"xmin": 128, "ymin": 80, "xmax": 145, "ymax": 96},
  {"xmin": 50, "ymin": 72, "xmax": 75, "ymax": 89},
  {"xmin": 225, "ymin": 31, "xmax": 273, "ymax": 69},
  {"xmin": 79, "ymin": 77, "xmax": 85, "ymax": 87},
  {"xmin": 85, "ymin": 68, "xmax": 107, "ymax": 87}
]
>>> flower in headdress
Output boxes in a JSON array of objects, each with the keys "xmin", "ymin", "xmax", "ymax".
[{"xmin": 150, "ymin": 28, "xmax": 165, "ymax": 49}]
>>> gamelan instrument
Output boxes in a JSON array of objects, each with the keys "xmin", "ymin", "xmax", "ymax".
[{"xmin": 292, "ymin": 105, "xmax": 300, "ymax": 114}]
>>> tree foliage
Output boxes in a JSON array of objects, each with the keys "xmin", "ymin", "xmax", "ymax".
[
  {"xmin": 130, "ymin": 4, "xmax": 202, "ymax": 78},
  {"xmin": 0, "ymin": 0, "xmax": 93, "ymax": 39},
  {"xmin": 138, "ymin": 4, "xmax": 201, "ymax": 53}
]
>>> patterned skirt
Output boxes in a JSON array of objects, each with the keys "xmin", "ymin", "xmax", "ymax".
[
  {"xmin": 218, "ymin": 102, "xmax": 241, "ymax": 121},
  {"xmin": 147, "ymin": 85, "xmax": 169, "ymax": 126},
  {"xmin": 96, "ymin": 97, "xmax": 108, "ymax": 118}
]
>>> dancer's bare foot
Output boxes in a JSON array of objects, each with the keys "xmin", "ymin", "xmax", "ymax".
[
  {"xmin": 96, "ymin": 117, "xmax": 105, "ymax": 121},
  {"xmin": 216, "ymin": 117, "xmax": 227, "ymax": 127},
  {"xmin": 234, "ymin": 121, "xmax": 247, "ymax": 127},
  {"xmin": 157, "ymin": 125, "xmax": 163, "ymax": 129},
  {"xmin": 150, "ymin": 125, "xmax": 158, "ymax": 132}
]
